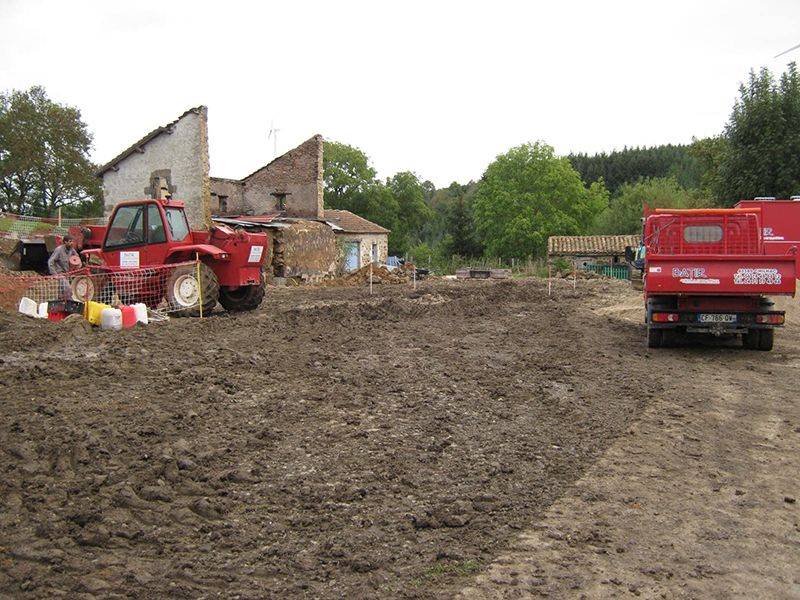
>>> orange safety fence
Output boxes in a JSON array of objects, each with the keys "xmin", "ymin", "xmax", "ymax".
[
  {"xmin": 0, "ymin": 260, "xmax": 203, "ymax": 315},
  {"xmin": 0, "ymin": 212, "xmax": 105, "ymax": 239}
]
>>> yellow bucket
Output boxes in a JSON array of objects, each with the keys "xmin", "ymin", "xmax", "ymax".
[{"xmin": 86, "ymin": 301, "xmax": 112, "ymax": 325}]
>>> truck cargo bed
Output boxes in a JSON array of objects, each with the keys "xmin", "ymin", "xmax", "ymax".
[{"xmin": 645, "ymin": 254, "xmax": 796, "ymax": 297}]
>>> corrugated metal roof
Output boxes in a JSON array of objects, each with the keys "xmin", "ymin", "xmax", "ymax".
[
  {"xmin": 548, "ymin": 235, "xmax": 639, "ymax": 255},
  {"xmin": 324, "ymin": 210, "xmax": 390, "ymax": 234}
]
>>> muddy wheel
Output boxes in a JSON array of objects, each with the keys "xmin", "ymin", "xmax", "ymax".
[
  {"xmin": 661, "ymin": 328, "xmax": 677, "ymax": 348},
  {"xmin": 71, "ymin": 274, "xmax": 97, "ymax": 302},
  {"xmin": 167, "ymin": 263, "xmax": 219, "ymax": 317},
  {"xmin": 742, "ymin": 330, "xmax": 760, "ymax": 350},
  {"xmin": 757, "ymin": 328, "xmax": 774, "ymax": 351},
  {"xmin": 647, "ymin": 326, "xmax": 662, "ymax": 348},
  {"xmin": 219, "ymin": 279, "xmax": 266, "ymax": 312}
]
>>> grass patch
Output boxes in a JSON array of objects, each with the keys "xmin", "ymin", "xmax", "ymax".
[{"xmin": 425, "ymin": 559, "xmax": 480, "ymax": 579}]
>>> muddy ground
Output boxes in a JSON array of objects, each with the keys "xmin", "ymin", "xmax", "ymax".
[{"xmin": 0, "ymin": 276, "xmax": 798, "ymax": 599}]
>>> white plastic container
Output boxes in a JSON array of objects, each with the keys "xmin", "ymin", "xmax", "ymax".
[
  {"xmin": 132, "ymin": 303, "xmax": 148, "ymax": 325},
  {"xmin": 18, "ymin": 297, "xmax": 37, "ymax": 317},
  {"xmin": 38, "ymin": 302, "xmax": 49, "ymax": 319},
  {"xmin": 100, "ymin": 307, "xmax": 123, "ymax": 330}
]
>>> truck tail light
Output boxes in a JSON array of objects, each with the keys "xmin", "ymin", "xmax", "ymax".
[
  {"xmin": 652, "ymin": 312, "xmax": 679, "ymax": 322},
  {"xmin": 756, "ymin": 314, "xmax": 784, "ymax": 324}
]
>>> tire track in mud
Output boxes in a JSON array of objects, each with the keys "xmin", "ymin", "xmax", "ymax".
[{"xmin": 457, "ymin": 332, "xmax": 800, "ymax": 599}]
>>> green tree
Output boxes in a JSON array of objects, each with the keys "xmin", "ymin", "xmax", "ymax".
[
  {"xmin": 714, "ymin": 62, "xmax": 800, "ymax": 206},
  {"xmin": 385, "ymin": 171, "xmax": 432, "ymax": 256},
  {"xmin": 439, "ymin": 185, "xmax": 482, "ymax": 258},
  {"xmin": 0, "ymin": 86, "xmax": 101, "ymax": 217},
  {"xmin": 687, "ymin": 135, "xmax": 725, "ymax": 204},
  {"xmin": 568, "ymin": 144, "xmax": 701, "ymax": 197},
  {"xmin": 591, "ymin": 177, "xmax": 695, "ymax": 235},
  {"xmin": 323, "ymin": 139, "xmax": 399, "ymax": 235},
  {"xmin": 474, "ymin": 141, "xmax": 606, "ymax": 259}
]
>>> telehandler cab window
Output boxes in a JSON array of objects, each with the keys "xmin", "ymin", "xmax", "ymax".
[
  {"xmin": 165, "ymin": 207, "xmax": 190, "ymax": 242},
  {"xmin": 147, "ymin": 203, "xmax": 167, "ymax": 244},
  {"xmin": 106, "ymin": 204, "xmax": 145, "ymax": 248}
]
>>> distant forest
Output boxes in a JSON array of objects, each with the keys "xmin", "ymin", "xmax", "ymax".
[{"xmin": 567, "ymin": 144, "xmax": 701, "ymax": 197}]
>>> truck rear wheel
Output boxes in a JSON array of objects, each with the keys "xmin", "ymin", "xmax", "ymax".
[
  {"xmin": 758, "ymin": 328, "xmax": 774, "ymax": 351},
  {"xmin": 647, "ymin": 327, "xmax": 663, "ymax": 348},
  {"xmin": 167, "ymin": 263, "xmax": 219, "ymax": 317},
  {"xmin": 661, "ymin": 328, "xmax": 677, "ymax": 348},
  {"xmin": 219, "ymin": 280, "xmax": 266, "ymax": 312},
  {"xmin": 743, "ymin": 330, "xmax": 760, "ymax": 350}
]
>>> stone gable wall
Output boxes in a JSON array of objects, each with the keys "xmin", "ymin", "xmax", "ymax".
[
  {"xmin": 233, "ymin": 135, "xmax": 323, "ymax": 218},
  {"xmin": 101, "ymin": 107, "xmax": 211, "ymax": 230}
]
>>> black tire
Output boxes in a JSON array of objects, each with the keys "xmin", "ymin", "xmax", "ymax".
[
  {"xmin": 758, "ymin": 328, "xmax": 774, "ymax": 351},
  {"xmin": 661, "ymin": 328, "xmax": 677, "ymax": 348},
  {"xmin": 742, "ymin": 330, "xmax": 760, "ymax": 350},
  {"xmin": 647, "ymin": 326, "xmax": 663, "ymax": 348},
  {"xmin": 218, "ymin": 280, "xmax": 266, "ymax": 312},
  {"xmin": 167, "ymin": 263, "xmax": 219, "ymax": 317}
]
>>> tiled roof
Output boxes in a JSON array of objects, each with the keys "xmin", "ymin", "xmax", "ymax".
[
  {"xmin": 324, "ymin": 210, "xmax": 390, "ymax": 235},
  {"xmin": 548, "ymin": 235, "xmax": 640, "ymax": 255}
]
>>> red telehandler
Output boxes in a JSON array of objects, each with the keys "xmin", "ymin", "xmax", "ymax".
[{"xmin": 69, "ymin": 197, "xmax": 268, "ymax": 317}]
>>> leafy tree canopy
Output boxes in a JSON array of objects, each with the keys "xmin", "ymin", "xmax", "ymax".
[
  {"xmin": 436, "ymin": 182, "xmax": 482, "ymax": 259},
  {"xmin": 714, "ymin": 62, "xmax": 800, "ymax": 206},
  {"xmin": 385, "ymin": 171, "xmax": 433, "ymax": 257},
  {"xmin": 322, "ymin": 139, "xmax": 399, "ymax": 232},
  {"xmin": 0, "ymin": 86, "xmax": 101, "ymax": 217},
  {"xmin": 474, "ymin": 141, "xmax": 607, "ymax": 260},
  {"xmin": 591, "ymin": 177, "xmax": 698, "ymax": 235},
  {"xmin": 568, "ymin": 144, "xmax": 700, "ymax": 197}
]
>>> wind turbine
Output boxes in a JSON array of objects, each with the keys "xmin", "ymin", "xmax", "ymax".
[
  {"xmin": 267, "ymin": 121, "xmax": 280, "ymax": 159},
  {"xmin": 775, "ymin": 43, "xmax": 800, "ymax": 58}
]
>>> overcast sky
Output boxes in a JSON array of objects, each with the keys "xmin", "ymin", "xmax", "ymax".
[{"xmin": 1, "ymin": 0, "xmax": 799, "ymax": 189}]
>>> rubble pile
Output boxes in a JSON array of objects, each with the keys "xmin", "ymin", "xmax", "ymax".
[{"xmin": 322, "ymin": 263, "xmax": 425, "ymax": 287}]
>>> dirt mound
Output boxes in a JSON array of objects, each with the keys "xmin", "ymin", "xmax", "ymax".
[
  {"xmin": 323, "ymin": 263, "xmax": 423, "ymax": 286},
  {"xmin": 0, "ymin": 276, "xmax": 797, "ymax": 599}
]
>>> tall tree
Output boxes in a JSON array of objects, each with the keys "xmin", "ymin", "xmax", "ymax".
[
  {"xmin": 714, "ymin": 62, "xmax": 800, "ymax": 206},
  {"xmin": 591, "ymin": 177, "xmax": 695, "ymax": 235},
  {"xmin": 0, "ymin": 86, "xmax": 101, "ymax": 216},
  {"xmin": 474, "ymin": 141, "xmax": 607, "ymax": 260},
  {"xmin": 431, "ymin": 181, "xmax": 482, "ymax": 258},
  {"xmin": 385, "ymin": 171, "xmax": 432, "ymax": 256},
  {"xmin": 322, "ymin": 140, "xmax": 399, "ymax": 233},
  {"xmin": 687, "ymin": 135, "xmax": 725, "ymax": 204},
  {"xmin": 568, "ymin": 144, "xmax": 701, "ymax": 197}
]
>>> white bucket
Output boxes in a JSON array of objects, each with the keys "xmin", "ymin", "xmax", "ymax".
[
  {"xmin": 38, "ymin": 302, "xmax": 49, "ymax": 319},
  {"xmin": 133, "ymin": 303, "xmax": 148, "ymax": 325},
  {"xmin": 18, "ymin": 297, "xmax": 37, "ymax": 317},
  {"xmin": 100, "ymin": 307, "xmax": 123, "ymax": 330}
]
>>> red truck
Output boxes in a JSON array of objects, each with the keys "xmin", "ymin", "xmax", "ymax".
[
  {"xmin": 643, "ymin": 206, "xmax": 797, "ymax": 350},
  {"xmin": 70, "ymin": 198, "xmax": 268, "ymax": 316}
]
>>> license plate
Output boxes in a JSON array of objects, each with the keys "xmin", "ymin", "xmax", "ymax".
[{"xmin": 698, "ymin": 314, "xmax": 737, "ymax": 323}]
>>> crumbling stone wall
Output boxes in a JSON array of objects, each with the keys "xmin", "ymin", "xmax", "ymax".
[
  {"xmin": 99, "ymin": 107, "xmax": 211, "ymax": 230},
  {"xmin": 272, "ymin": 220, "xmax": 337, "ymax": 282},
  {"xmin": 209, "ymin": 178, "xmax": 244, "ymax": 215},
  {"xmin": 236, "ymin": 135, "xmax": 324, "ymax": 218},
  {"xmin": 340, "ymin": 232, "xmax": 389, "ymax": 270}
]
